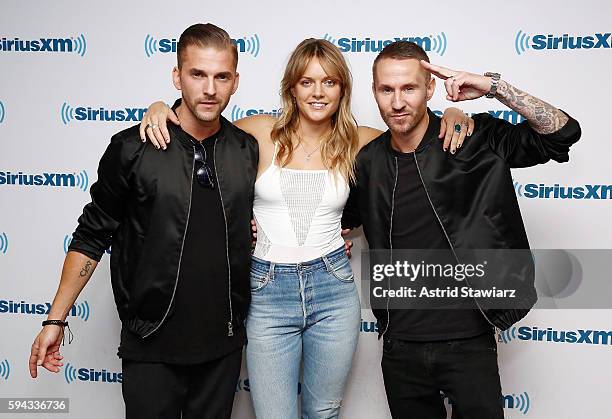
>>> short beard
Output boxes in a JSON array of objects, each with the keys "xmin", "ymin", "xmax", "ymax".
[
  {"xmin": 382, "ymin": 115, "xmax": 413, "ymax": 137},
  {"xmin": 386, "ymin": 119, "xmax": 413, "ymax": 136},
  {"xmin": 383, "ymin": 107, "xmax": 426, "ymax": 137}
]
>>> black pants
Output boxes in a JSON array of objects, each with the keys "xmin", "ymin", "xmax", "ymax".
[
  {"xmin": 381, "ymin": 333, "xmax": 504, "ymax": 419},
  {"xmin": 121, "ymin": 348, "xmax": 242, "ymax": 419}
]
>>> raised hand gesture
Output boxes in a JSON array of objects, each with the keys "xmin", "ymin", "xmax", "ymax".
[{"xmin": 421, "ymin": 61, "xmax": 493, "ymax": 102}]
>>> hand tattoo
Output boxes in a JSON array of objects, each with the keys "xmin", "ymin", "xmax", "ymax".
[
  {"xmin": 79, "ymin": 260, "xmax": 93, "ymax": 278},
  {"xmin": 495, "ymin": 80, "xmax": 569, "ymax": 134}
]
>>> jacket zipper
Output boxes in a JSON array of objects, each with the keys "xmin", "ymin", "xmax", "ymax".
[
  {"xmin": 381, "ymin": 157, "xmax": 399, "ymax": 339},
  {"xmin": 142, "ymin": 148, "xmax": 195, "ymax": 338},
  {"xmin": 213, "ymin": 139, "xmax": 234, "ymax": 337},
  {"xmin": 413, "ymin": 153, "xmax": 496, "ymax": 328}
]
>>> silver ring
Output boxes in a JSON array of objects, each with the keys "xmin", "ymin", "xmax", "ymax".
[
  {"xmin": 145, "ymin": 123, "xmax": 158, "ymax": 131},
  {"xmin": 454, "ymin": 123, "xmax": 462, "ymax": 133}
]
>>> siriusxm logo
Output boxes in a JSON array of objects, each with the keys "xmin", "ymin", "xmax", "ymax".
[
  {"xmin": 0, "ymin": 170, "xmax": 89, "ymax": 191},
  {"xmin": 432, "ymin": 109, "xmax": 526, "ymax": 125},
  {"xmin": 63, "ymin": 235, "xmax": 110, "ymax": 255},
  {"xmin": 513, "ymin": 181, "xmax": 612, "ymax": 200},
  {"xmin": 443, "ymin": 391, "xmax": 530, "ymax": 415},
  {"xmin": 144, "ymin": 34, "xmax": 261, "ymax": 58},
  {"xmin": 229, "ymin": 105, "xmax": 282, "ymax": 122},
  {"xmin": 503, "ymin": 392, "xmax": 531, "ymax": 415},
  {"xmin": 499, "ymin": 326, "xmax": 612, "ymax": 346},
  {"xmin": 0, "ymin": 359, "xmax": 10, "ymax": 381},
  {"xmin": 0, "ymin": 35, "xmax": 86, "ymax": 56},
  {"xmin": 61, "ymin": 102, "xmax": 147, "ymax": 124},
  {"xmin": 0, "ymin": 232, "xmax": 7, "ymax": 255},
  {"xmin": 0, "ymin": 100, "xmax": 5, "ymax": 124},
  {"xmin": 64, "ymin": 363, "xmax": 122, "ymax": 384},
  {"xmin": 0, "ymin": 299, "xmax": 90, "ymax": 321},
  {"xmin": 323, "ymin": 32, "xmax": 447, "ymax": 56},
  {"xmin": 515, "ymin": 30, "xmax": 611, "ymax": 55},
  {"xmin": 360, "ymin": 319, "xmax": 379, "ymax": 333}
]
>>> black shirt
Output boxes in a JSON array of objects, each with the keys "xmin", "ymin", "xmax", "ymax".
[
  {"xmin": 387, "ymin": 146, "xmax": 492, "ymax": 341},
  {"xmin": 118, "ymin": 128, "xmax": 246, "ymax": 363}
]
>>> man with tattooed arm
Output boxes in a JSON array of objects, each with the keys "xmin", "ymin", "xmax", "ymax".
[
  {"xmin": 341, "ymin": 41, "xmax": 581, "ymax": 418},
  {"xmin": 27, "ymin": 24, "xmax": 258, "ymax": 419}
]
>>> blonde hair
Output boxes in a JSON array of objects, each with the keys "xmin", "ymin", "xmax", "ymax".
[{"xmin": 271, "ymin": 38, "xmax": 359, "ymax": 183}]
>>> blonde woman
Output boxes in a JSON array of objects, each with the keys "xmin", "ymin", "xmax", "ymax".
[{"xmin": 140, "ymin": 38, "xmax": 470, "ymax": 418}]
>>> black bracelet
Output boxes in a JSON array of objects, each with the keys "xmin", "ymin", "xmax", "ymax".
[
  {"xmin": 42, "ymin": 320, "xmax": 68, "ymax": 327},
  {"xmin": 42, "ymin": 320, "xmax": 74, "ymax": 344}
]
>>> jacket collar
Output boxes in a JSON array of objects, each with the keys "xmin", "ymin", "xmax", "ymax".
[{"xmin": 384, "ymin": 108, "xmax": 440, "ymax": 155}]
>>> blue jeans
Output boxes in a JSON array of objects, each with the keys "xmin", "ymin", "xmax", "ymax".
[{"xmin": 246, "ymin": 246, "xmax": 361, "ymax": 419}]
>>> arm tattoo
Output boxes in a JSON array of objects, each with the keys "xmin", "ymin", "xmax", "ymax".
[
  {"xmin": 495, "ymin": 80, "xmax": 569, "ymax": 134},
  {"xmin": 79, "ymin": 260, "xmax": 93, "ymax": 278}
]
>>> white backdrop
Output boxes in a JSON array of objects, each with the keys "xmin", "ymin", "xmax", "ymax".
[{"xmin": 1, "ymin": 1, "xmax": 611, "ymax": 418}]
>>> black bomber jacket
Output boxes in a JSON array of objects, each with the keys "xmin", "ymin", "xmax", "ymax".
[
  {"xmin": 69, "ymin": 116, "xmax": 258, "ymax": 338},
  {"xmin": 342, "ymin": 109, "xmax": 581, "ymax": 333}
]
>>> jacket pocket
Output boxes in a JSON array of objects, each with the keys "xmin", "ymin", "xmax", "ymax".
[{"xmin": 483, "ymin": 212, "xmax": 510, "ymax": 248}]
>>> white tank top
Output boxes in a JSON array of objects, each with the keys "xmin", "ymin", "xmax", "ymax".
[{"xmin": 253, "ymin": 146, "xmax": 349, "ymax": 263}]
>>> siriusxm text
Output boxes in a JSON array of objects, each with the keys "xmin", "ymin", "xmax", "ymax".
[
  {"xmin": 0, "ymin": 172, "xmax": 76, "ymax": 187},
  {"xmin": 517, "ymin": 326, "xmax": 612, "ymax": 345},
  {"xmin": 0, "ymin": 300, "xmax": 83, "ymax": 316},
  {"xmin": 73, "ymin": 107, "xmax": 147, "ymax": 122},
  {"xmin": 522, "ymin": 183, "xmax": 612, "ymax": 199},
  {"xmin": 0, "ymin": 37, "xmax": 72, "ymax": 52},
  {"xmin": 532, "ymin": 32, "xmax": 611, "ymax": 50},
  {"xmin": 337, "ymin": 36, "xmax": 432, "ymax": 52},
  {"xmin": 77, "ymin": 368, "xmax": 122, "ymax": 383},
  {"xmin": 151, "ymin": 38, "xmax": 251, "ymax": 53}
]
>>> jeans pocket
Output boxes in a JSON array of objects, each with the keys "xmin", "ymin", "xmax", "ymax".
[
  {"xmin": 450, "ymin": 333, "xmax": 498, "ymax": 355},
  {"xmin": 383, "ymin": 337, "xmax": 395, "ymax": 354},
  {"xmin": 250, "ymin": 267, "xmax": 271, "ymax": 292},
  {"xmin": 326, "ymin": 254, "xmax": 355, "ymax": 283}
]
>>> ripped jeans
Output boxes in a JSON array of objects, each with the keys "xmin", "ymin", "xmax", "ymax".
[{"xmin": 246, "ymin": 246, "xmax": 361, "ymax": 419}]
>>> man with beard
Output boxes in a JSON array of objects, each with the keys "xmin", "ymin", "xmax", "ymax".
[
  {"xmin": 28, "ymin": 23, "xmax": 258, "ymax": 419},
  {"xmin": 342, "ymin": 41, "xmax": 580, "ymax": 418}
]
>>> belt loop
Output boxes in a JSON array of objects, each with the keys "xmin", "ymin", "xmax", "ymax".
[
  {"xmin": 268, "ymin": 262, "xmax": 275, "ymax": 281},
  {"xmin": 322, "ymin": 254, "xmax": 331, "ymax": 272}
]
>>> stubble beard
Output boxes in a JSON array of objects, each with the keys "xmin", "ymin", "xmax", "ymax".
[
  {"xmin": 383, "ymin": 113, "xmax": 414, "ymax": 137},
  {"xmin": 194, "ymin": 110, "xmax": 219, "ymax": 122},
  {"xmin": 187, "ymin": 97, "xmax": 224, "ymax": 123},
  {"xmin": 384, "ymin": 106, "xmax": 426, "ymax": 137}
]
